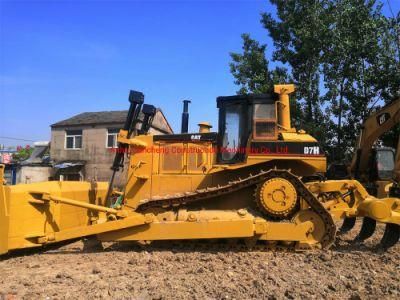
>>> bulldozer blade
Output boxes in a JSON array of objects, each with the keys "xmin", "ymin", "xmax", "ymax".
[
  {"xmin": 380, "ymin": 223, "xmax": 400, "ymax": 249},
  {"xmin": 355, "ymin": 217, "xmax": 376, "ymax": 241},
  {"xmin": 340, "ymin": 217, "xmax": 356, "ymax": 234}
]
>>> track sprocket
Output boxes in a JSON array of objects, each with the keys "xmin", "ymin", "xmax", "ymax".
[{"xmin": 255, "ymin": 177, "xmax": 298, "ymax": 219}]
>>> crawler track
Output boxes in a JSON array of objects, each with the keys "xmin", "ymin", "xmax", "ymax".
[{"xmin": 138, "ymin": 169, "xmax": 337, "ymax": 249}]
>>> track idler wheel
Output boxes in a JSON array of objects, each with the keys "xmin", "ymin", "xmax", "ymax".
[
  {"xmin": 293, "ymin": 209, "xmax": 326, "ymax": 248},
  {"xmin": 380, "ymin": 223, "xmax": 400, "ymax": 249},
  {"xmin": 255, "ymin": 177, "xmax": 298, "ymax": 219},
  {"xmin": 355, "ymin": 217, "xmax": 376, "ymax": 241}
]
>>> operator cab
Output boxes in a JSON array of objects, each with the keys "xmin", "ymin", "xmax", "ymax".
[
  {"xmin": 216, "ymin": 93, "xmax": 278, "ymax": 164},
  {"xmin": 368, "ymin": 147, "xmax": 396, "ymax": 181}
]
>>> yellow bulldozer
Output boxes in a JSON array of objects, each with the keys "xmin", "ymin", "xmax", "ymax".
[{"xmin": 1, "ymin": 84, "xmax": 400, "ymax": 256}]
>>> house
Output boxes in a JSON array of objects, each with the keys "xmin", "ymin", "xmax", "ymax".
[
  {"xmin": 50, "ymin": 109, "xmax": 173, "ymax": 186},
  {"xmin": 16, "ymin": 141, "xmax": 52, "ymax": 184}
]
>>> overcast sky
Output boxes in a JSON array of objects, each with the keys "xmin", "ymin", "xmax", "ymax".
[{"xmin": 1, "ymin": 0, "xmax": 399, "ymax": 147}]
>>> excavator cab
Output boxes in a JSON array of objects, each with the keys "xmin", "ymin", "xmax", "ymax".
[
  {"xmin": 365, "ymin": 147, "xmax": 396, "ymax": 196},
  {"xmin": 368, "ymin": 148, "xmax": 396, "ymax": 182}
]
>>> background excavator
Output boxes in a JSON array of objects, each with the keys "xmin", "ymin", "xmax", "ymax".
[
  {"xmin": 327, "ymin": 98, "xmax": 400, "ymax": 238},
  {"xmin": 351, "ymin": 99, "xmax": 400, "ymax": 198},
  {"xmin": 1, "ymin": 84, "xmax": 400, "ymax": 256},
  {"xmin": 327, "ymin": 98, "xmax": 400, "ymax": 198}
]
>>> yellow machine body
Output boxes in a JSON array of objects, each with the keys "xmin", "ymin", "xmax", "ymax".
[{"xmin": 1, "ymin": 84, "xmax": 400, "ymax": 255}]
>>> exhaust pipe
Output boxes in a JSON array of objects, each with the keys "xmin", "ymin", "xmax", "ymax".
[
  {"xmin": 274, "ymin": 84, "xmax": 295, "ymax": 130},
  {"xmin": 181, "ymin": 100, "xmax": 191, "ymax": 133}
]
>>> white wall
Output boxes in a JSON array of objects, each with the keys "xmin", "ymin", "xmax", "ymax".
[{"xmin": 17, "ymin": 166, "xmax": 53, "ymax": 184}]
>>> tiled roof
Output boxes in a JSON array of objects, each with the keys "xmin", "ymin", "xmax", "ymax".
[
  {"xmin": 52, "ymin": 110, "xmax": 133, "ymax": 127},
  {"xmin": 51, "ymin": 109, "xmax": 173, "ymax": 133}
]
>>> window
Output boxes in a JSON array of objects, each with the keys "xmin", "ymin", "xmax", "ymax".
[
  {"xmin": 65, "ymin": 130, "xmax": 82, "ymax": 149},
  {"xmin": 255, "ymin": 121, "xmax": 276, "ymax": 138},
  {"xmin": 376, "ymin": 149, "xmax": 395, "ymax": 180},
  {"xmin": 222, "ymin": 105, "xmax": 241, "ymax": 161},
  {"xmin": 253, "ymin": 103, "xmax": 277, "ymax": 139},
  {"xmin": 107, "ymin": 128, "xmax": 119, "ymax": 148},
  {"xmin": 254, "ymin": 103, "xmax": 275, "ymax": 119}
]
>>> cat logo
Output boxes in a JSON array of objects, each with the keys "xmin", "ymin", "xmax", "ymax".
[
  {"xmin": 190, "ymin": 134, "xmax": 201, "ymax": 140},
  {"xmin": 377, "ymin": 112, "xmax": 390, "ymax": 126}
]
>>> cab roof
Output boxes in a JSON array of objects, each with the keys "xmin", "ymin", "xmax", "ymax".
[{"xmin": 216, "ymin": 93, "xmax": 277, "ymax": 108}]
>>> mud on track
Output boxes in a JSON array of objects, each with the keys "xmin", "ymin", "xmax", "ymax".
[{"xmin": 0, "ymin": 222, "xmax": 399, "ymax": 299}]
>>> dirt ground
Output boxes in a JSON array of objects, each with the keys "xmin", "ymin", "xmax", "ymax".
[{"xmin": 0, "ymin": 222, "xmax": 399, "ymax": 300}]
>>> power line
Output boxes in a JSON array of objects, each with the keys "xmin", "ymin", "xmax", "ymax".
[{"xmin": 0, "ymin": 136, "xmax": 35, "ymax": 142}]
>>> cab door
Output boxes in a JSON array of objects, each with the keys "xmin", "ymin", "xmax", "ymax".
[{"xmin": 217, "ymin": 101, "xmax": 249, "ymax": 164}]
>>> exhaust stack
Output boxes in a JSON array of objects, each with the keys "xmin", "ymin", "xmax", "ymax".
[
  {"xmin": 181, "ymin": 100, "xmax": 191, "ymax": 133},
  {"xmin": 274, "ymin": 84, "xmax": 295, "ymax": 130}
]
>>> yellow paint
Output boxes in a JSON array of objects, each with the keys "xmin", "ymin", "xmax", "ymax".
[
  {"xmin": 4, "ymin": 180, "xmax": 108, "ymax": 252},
  {"xmin": 281, "ymin": 132, "xmax": 317, "ymax": 142},
  {"xmin": 257, "ymin": 178, "xmax": 297, "ymax": 217},
  {"xmin": 274, "ymin": 84, "xmax": 295, "ymax": 130},
  {"xmin": 0, "ymin": 165, "xmax": 9, "ymax": 255}
]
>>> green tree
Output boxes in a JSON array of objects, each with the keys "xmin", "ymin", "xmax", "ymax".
[
  {"xmin": 321, "ymin": 0, "xmax": 390, "ymax": 160},
  {"xmin": 377, "ymin": 12, "xmax": 400, "ymax": 149},
  {"xmin": 321, "ymin": 1, "xmax": 400, "ymax": 160},
  {"xmin": 261, "ymin": 0, "xmax": 333, "ymax": 149},
  {"xmin": 230, "ymin": 33, "xmax": 289, "ymax": 95},
  {"xmin": 373, "ymin": 11, "xmax": 400, "ymax": 102},
  {"xmin": 229, "ymin": 0, "xmax": 399, "ymax": 161}
]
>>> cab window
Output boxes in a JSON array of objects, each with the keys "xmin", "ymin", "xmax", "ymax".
[
  {"xmin": 376, "ymin": 150, "xmax": 395, "ymax": 180},
  {"xmin": 253, "ymin": 103, "xmax": 276, "ymax": 139},
  {"xmin": 222, "ymin": 105, "xmax": 241, "ymax": 161}
]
